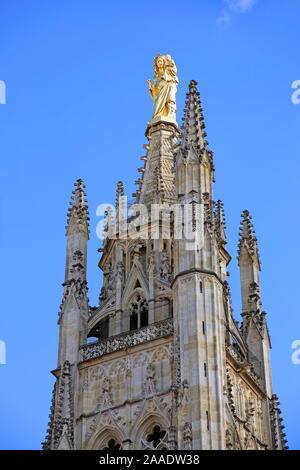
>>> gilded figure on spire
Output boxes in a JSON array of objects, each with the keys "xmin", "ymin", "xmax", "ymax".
[{"xmin": 147, "ymin": 54, "xmax": 178, "ymax": 125}]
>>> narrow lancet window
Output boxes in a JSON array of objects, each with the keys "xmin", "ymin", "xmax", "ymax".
[{"xmin": 129, "ymin": 296, "xmax": 148, "ymax": 330}]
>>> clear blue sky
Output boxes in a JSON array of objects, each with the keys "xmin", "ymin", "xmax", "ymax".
[{"xmin": 0, "ymin": 0, "xmax": 299, "ymax": 450}]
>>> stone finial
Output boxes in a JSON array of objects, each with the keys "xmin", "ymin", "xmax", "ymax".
[
  {"xmin": 66, "ymin": 179, "xmax": 90, "ymax": 237},
  {"xmin": 115, "ymin": 180, "xmax": 127, "ymax": 235},
  {"xmin": 115, "ymin": 181, "xmax": 124, "ymax": 208},
  {"xmin": 237, "ymin": 210, "xmax": 261, "ymax": 268},
  {"xmin": 180, "ymin": 79, "xmax": 209, "ymax": 157},
  {"xmin": 215, "ymin": 200, "xmax": 227, "ymax": 244}
]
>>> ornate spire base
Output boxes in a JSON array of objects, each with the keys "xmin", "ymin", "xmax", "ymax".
[
  {"xmin": 148, "ymin": 115, "xmax": 178, "ymax": 128},
  {"xmin": 136, "ymin": 121, "xmax": 180, "ymax": 207},
  {"xmin": 145, "ymin": 119, "xmax": 180, "ymax": 138}
]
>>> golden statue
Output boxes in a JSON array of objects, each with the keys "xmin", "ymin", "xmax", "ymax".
[{"xmin": 147, "ymin": 54, "xmax": 178, "ymax": 125}]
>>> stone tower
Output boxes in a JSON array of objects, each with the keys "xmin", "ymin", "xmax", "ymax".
[{"xmin": 42, "ymin": 74, "xmax": 287, "ymax": 450}]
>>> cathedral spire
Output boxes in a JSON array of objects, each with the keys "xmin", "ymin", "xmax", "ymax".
[
  {"xmin": 238, "ymin": 210, "xmax": 260, "ymax": 270},
  {"xmin": 66, "ymin": 178, "xmax": 90, "ymax": 238},
  {"xmin": 58, "ymin": 179, "xmax": 90, "ymax": 367},
  {"xmin": 238, "ymin": 211, "xmax": 266, "ymax": 332},
  {"xmin": 180, "ymin": 80, "xmax": 209, "ymax": 157},
  {"xmin": 215, "ymin": 200, "xmax": 227, "ymax": 244},
  {"xmin": 64, "ymin": 178, "xmax": 89, "ymax": 289},
  {"xmin": 237, "ymin": 210, "xmax": 273, "ymax": 398},
  {"xmin": 175, "ymin": 80, "xmax": 215, "ymax": 206},
  {"xmin": 237, "ymin": 210, "xmax": 261, "ymax": 315}
]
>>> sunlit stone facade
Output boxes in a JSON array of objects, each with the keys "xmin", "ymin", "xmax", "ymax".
[{"xmin": 43, "ymin": 77, "xmax": 287, "ymax": 450}]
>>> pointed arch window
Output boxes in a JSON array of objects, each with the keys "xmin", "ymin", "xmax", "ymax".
[
  {"xmin": 140, "ymin": 300, "xmax": 149, "ymax": 327},
  {"xmin": 130, "ymin": 310, "xmax": 138, "ymax": 330},
  {"xmin": 147, "ymin": 426, "xmax": 166, "ymax": 447},
  {"xmin": 129, "ymin": 296, "xmax": 148, "ymax": 331},
  {"xmin": 141, "ymin": 425, "xmax": 168, "ymax": 450},
  {"xmin": 103, "ymin": 439, "xmax": 121, "ymax": 451}
]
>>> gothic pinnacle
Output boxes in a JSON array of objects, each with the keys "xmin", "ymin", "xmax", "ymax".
[
  {"xmin": 115, "ymin": 181, "xmax": 124, "ymax": 208},
  {"xmin": 115, "ymin": 181, "xmax": 127, "ymax": 235},
  {"xmin": 66, "ymin": 178, "xmax": 90, "ymax": 238},
  {"xmin": 237, "ymin": 210, "xmax": 261, "ymax": 269},
  {"xmin": 215, "ymin": 200, "xmax": 227, "ymax": 243},
  {"xmin": 180, "ymin": 79, "xmax": 209, "ymax": 155}
]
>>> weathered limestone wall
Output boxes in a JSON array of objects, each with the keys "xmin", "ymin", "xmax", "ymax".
[
  {"xmin": 76, "ymin": 338, "xmax": 174, "ymax": 450},
  {"xmin": 173, "ymin": 273, "xmax": 226, "ymax": 450}
]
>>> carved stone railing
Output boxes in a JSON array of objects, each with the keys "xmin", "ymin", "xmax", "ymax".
[
  {"xmin": 226, "ymin": 344, "xmax": 262, "ymax": 388},
  {"xmin": 80, "ymin": 318, "xmax": 174, "ymax": 362},
  {"xmin": 226, "ymin": 344, "xmax": 245, "ymax": 367}
]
